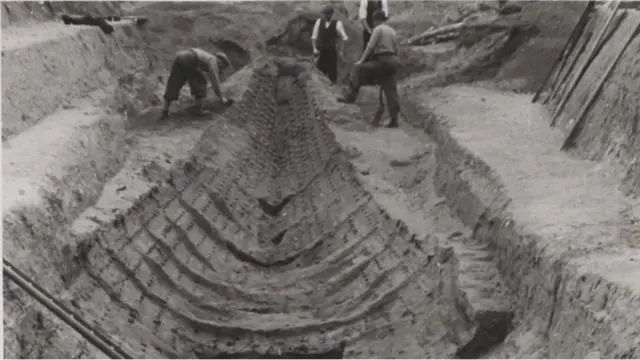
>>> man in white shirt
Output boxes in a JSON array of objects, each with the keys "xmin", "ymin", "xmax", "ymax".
[
  {"xmin": 311, "ymin": 5, "xmax": 349, "ymax": 83},
  {"xmin": 358, "ymin": 0, "xmax": 389, "ymax": 52},
  {"xmin": 339, "ymin": 11, "xmax": 400, "ymax": 128},
  {"xmin": 161, "ymin": 48, "xmax": 232, "ymax": 120}
]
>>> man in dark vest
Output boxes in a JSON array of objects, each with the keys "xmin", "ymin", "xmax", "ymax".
[
  {"xmin": 311, "ymin": 5, "xmax": 349, "ymax": 83},
  {"xmin": 358, "ymin": 0, "xmax": 389, "ymax": 52}
]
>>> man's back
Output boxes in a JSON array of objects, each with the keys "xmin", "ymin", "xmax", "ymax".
[{"xmin": 369, "ymin": 23, "xmax": 397, "ymax": 55}]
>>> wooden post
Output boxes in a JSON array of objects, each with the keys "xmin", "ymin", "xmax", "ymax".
[
  {"xmin": 550, "ymin": 1, "xmax": 621, "ymax": 127},
  {"xmin": 561, "ymin": 23, "xmax": 639, "ymax": 151},
  {"xmin": 532, "ymin": 1, "xmax": 594, "ymax": 103}
]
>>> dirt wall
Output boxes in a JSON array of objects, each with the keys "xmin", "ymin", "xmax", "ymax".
[
  {"xmin": 1, "ymin": 1, "xmax": 126, "ymax": 28},
  {"xmin": 1, "ymin": 20, "xmax": 149, "ymax": 140}
]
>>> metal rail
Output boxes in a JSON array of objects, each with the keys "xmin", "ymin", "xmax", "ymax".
[{"xmin": 3, "ymin": 258, "xmax": 132, "ymax": 359}]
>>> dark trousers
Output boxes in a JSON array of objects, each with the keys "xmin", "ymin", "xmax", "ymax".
[
  {"xmin": 163, "ymin": 50, "xmax": 208, "ymax": 102},
  {"xmin": 349, "ymin": 54, "xmax": 400, "ymax": 120},
  {"xmin": 317, "ymin": 47, "xmax": 338, "ymax": 83}
]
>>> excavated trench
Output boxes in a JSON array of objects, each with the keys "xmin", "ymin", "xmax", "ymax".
[
  {"xmin": 2, "ymin": 4, "xmax": 536, "ymax": 358},
  {"xmin": 52, "ymin": 58, "xmax": 489, "ymax": 359}
]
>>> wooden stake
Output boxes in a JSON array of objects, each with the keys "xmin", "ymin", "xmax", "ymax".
[
  {"xmin": 533, "ymin": 1, "xmax": 594, "ymax": 103},
  {"xmin": 561, "ymin": 23, "xmax": 639, "ymax": 151},
  {"xmin": 550, "ymin": 1, "xmax": 621, "ymax": 127}
]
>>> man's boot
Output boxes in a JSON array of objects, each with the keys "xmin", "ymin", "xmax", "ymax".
[
  {"xmin": 160, "ymin": 101, "xmax": 171, "ymax": 120},
  {"xmin": 385, "ymin": 115, "xmax": 399, "ymax": 128},
  {"xmin": 337, "ymin": 85, "xmax": 358, "ymax": 103},
  {"xmin": 190, "ymin": 98, "xmax": 206, "ymax": 116}
]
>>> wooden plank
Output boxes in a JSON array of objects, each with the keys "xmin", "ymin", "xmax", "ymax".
[
  {"xmin": 561, "ymin": 23, "xmax": 640, "ymax": 151},
  {"xmin": 550, "ymin": 1, "xmax": 622, "ymax": 126},
  {"xmin": 545, "ymin": 2, "xmax": 617, "ymax": 107},
  {"xmin": 533, "ymin": 1, "xmax": 595, "ymax": 103}
]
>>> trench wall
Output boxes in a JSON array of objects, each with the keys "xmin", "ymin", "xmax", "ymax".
[
  {"xmin": 402, "ymin": 95, "xmax": 640, "ymax": 359},
  {"xmin": 537, "ymin": 5, "xmax": 640, "ymax": 197},
  {"xmin": 0, "ymin": 1, "xmax": 126, "ymax": 29}
]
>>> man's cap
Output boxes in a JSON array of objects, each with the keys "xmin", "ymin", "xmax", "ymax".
[
  {"xmin": 215, "ymin": 52, "xmax": 231, "ymax": 67},
  {"xmin": 321, "ymin": 5, "xmax": 334, "ymax": 15},
  {"xmin": 372, "ymin": 10, "xmax": 387, "ymax": 21}
]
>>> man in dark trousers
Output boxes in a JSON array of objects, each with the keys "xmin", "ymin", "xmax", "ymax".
[
  {"xmin": 358, "ymin": 0, "xmax": 389, "ymax": 52},
  {"xmin": 338, "ymin": 10, "xmax": 400, "ymax": 128},
  {"xmin": 311, "ymin": 5, "xmax": 349, "ymax": 83},
  {"xmin": 161, "ymin": 48, "xmax": 232, "ymax": 120}
]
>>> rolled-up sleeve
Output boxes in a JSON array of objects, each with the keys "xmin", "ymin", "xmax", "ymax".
[
  {"xmin": 337, "ymin": 21, "xmax": 349, "ymax": 41},
  {"xmin": 311, "ymin": 19, "xmax": 321, "ymax": 40}
]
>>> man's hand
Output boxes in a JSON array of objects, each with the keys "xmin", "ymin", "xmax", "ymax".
[
  {"xmin": 355, "ymin": 59, "xmax": 363, "ymax": 66},
  {"xmin": 313, "ymin": 48, "xmax": 320, "ymax": 57},
  {"xmin": 221, "ymin": 97, "xmax": 233, "ymax": 105}
]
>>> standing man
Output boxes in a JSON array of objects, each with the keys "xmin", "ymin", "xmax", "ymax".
[
  {"xmin": 338, "ymin": 10, "xmax": 400, "ymax": 128},
  {"xmin": 358, "ymin": 0, "xmax": 389, "ymax": 52},
  {"xmin": 311, "ymin": 5, "xmax": 349, "ymax": 84},
  {"xmin": 161, "ymin": 48, "xmax": 232, "ymax": 120}
]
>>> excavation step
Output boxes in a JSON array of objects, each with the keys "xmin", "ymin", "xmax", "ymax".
[
  {"xmin": 2, "ymin": 86, "xmax": 127, "ymax": 280},
  {"xmin": 1, "ymin": 20, "xmax": 145, "ymax": 140},
  {"xmin": 407, "ymin": 84, "xmax": 640, "ymax": 358}
]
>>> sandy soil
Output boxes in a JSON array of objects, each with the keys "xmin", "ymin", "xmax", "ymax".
[{"xmin": 418, "ymin": 85, "xmax": 638, "ymax": 253}]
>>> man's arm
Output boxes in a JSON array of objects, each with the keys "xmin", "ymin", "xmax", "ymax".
[
  {"xmin": 358, "ymin": 26, "xmax": 381, "ymax": 63},
  {"xmin": 337, "ymin": 21, "xmax": 349, "ymax": 57},
  {"xmin": 311, "ymin": 19, "xmax": 321, "ymax": 54},
  {"xmin": 337, "ymin": 20, "xmax": 349, "ymax": 41},
  {"xmin": 359, "ymin": 0, "xmax": 371, "ymax": 32},
  {"xmin": 358, "ymin": 0, "xmax": 367, "ymax": 20},
  {"xmin": 382, "ymin": 0, "xmax": 389, "ymax": 17},
  {"xmin": 206, "ymin": 58, "xmax": 224, "ymax": 100}
]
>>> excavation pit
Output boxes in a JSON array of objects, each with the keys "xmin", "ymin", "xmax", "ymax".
[
  {"xmin": 4, "ymin": 2, "xmax": 639, "ymax": 359},
  {"xmin": 3, "ymin": 57, "xmax": 492, "ymax": 358}
]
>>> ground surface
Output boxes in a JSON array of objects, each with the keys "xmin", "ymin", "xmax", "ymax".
[{"xmin": 4, "ymin": 1, "xmax": 639, "ymax": 359}]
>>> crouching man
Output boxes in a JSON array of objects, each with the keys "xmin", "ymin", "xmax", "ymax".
[
  {"xmin": 338, "ymin": 10, "xmax": 400, "ymax": 128},
  {"xmin": 161, "ymin": 48, "xmax": 232, "ymax": 119}
]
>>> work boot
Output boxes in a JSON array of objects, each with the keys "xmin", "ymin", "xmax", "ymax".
[
  {"xmin": 160, "ymin": 109, "xmax": 170, "ymax": 121},
  {"xmin": 189, "ymin": 99, "xmax": 207, "ymax": 116},
  {"xmin": 385, "ymin": 116, "xmax": 399, "ymax": 128},
  {"xmin": 337, "ymin": 89, "xmax": 357, "ymax": 104}
]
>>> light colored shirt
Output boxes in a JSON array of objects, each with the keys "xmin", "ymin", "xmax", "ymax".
[
  {"xmin": 191, "ymin": 47, "xmax": 223, "ymax": 98},
  {"xmin": 358, "ymin": 0, "xmax": 389, "ymax": 20},
  {"xmin": 365, "ymin": 23, "xmax": 397, "ymax": 55},
  {"xmin": 311, "ymin": 19, "xmax": 349, "ymax": 41}
]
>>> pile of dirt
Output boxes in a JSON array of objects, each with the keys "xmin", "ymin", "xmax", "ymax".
[
  {"xmin": 1, "ymin": 1, "xmax": 127, "ymax": 28},
  {"xmin": 493, "ymin": 1, "xmax": 585, "ymax": 91}
]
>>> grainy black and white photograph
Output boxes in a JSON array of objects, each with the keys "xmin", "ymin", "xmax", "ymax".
[{"xmin": 1, "ymin": 0, "xmax": 639, "ymax": 358}]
